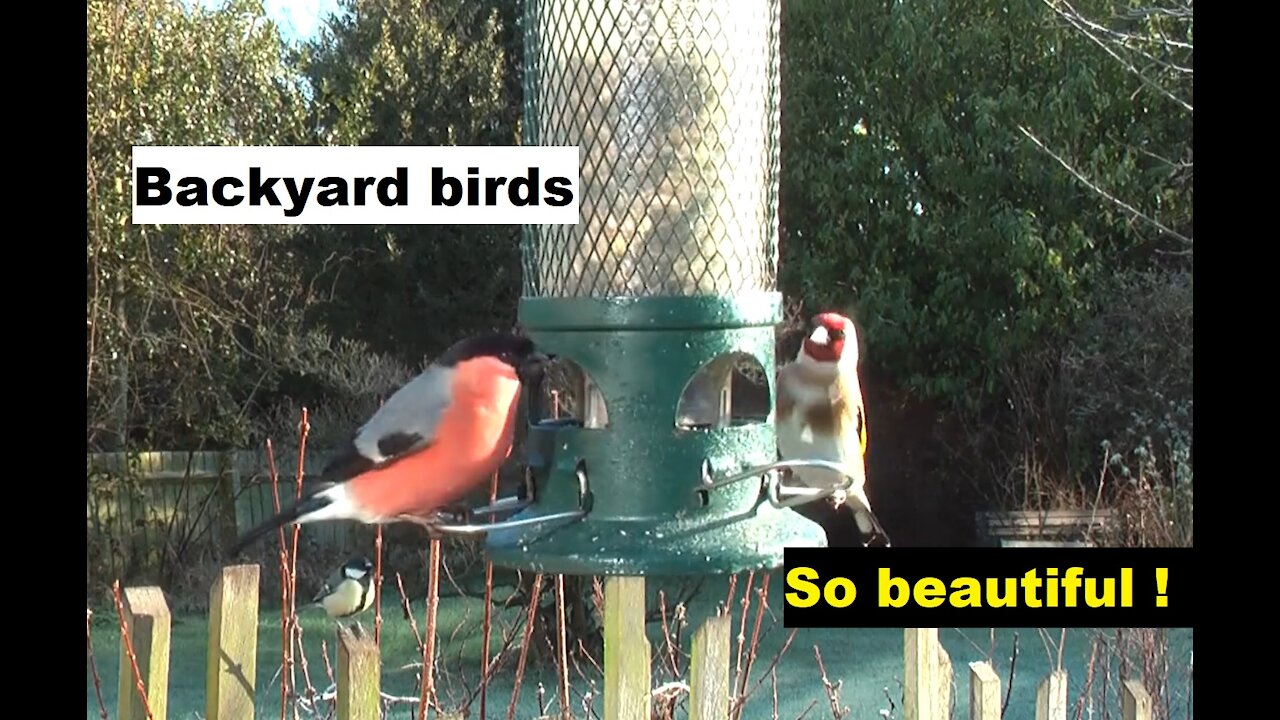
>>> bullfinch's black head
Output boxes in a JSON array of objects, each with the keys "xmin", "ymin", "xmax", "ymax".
[{"xmin": 439, "ymin": 332, "xmax": 555, "ymax": 375}]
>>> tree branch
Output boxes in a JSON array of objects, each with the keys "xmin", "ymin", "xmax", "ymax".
[
  {"xmin": 1018, "ymin": 125, "xmax": 1192, "ymax": 247},
  {"xmin": 1044, "ymin": 0, "xmax": 1193, "ymax": 113}
]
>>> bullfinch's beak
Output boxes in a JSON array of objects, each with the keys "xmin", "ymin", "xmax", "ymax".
[{"xmin": 524, "ymin": 350, "xmax": 555, "ymax": 369}]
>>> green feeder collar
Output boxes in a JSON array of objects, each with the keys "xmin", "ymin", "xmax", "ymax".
[{"xmin": 478, "ymin": 293, "xmax": 829, "ymax": 576}]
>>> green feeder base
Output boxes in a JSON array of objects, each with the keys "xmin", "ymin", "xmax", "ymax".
[
  {"xmin": 485, "ymin": 499, "xmax": 828, "ymax": 576},
  {"xmin": 484, "ymin": 293, "xmax": 824, "ymax": 575}
]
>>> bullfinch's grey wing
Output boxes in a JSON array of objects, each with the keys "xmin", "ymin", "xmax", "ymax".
[{"xmin": 321, "ymin": 364, "xmax": 458, "ymax": 482}]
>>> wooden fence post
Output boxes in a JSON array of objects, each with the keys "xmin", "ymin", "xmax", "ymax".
[
  {"xmin": 603, "ymin": 576, "xmax": 651, "ymax": 720},
  {"xmin": 337, "ymin": 626, "xmax": 380, "ymax": 720},
  {"xmin": 904, "ymin": 628, "xmax": 940, "ymax": 720},
  {"xmin": 688, "ymin": 608, "xmax": 731, "ymax": 720},
  {"xmin": 117, "ymin": 586, "xmax": 172, "ymax": 720},
  {"xmin": 1035, "ymin": 669, "xmax": 1068, "ymax": 720},
  {"xmin": 1121, "ymin": 679, "xmax": 1153, "ymax": 720},
  {"xmin": 967, "ymin": 661, "xmax": 1001, "ymax": 720},
  {"xmin": 206, "ymin": 564, "xmax": 260, "ymax": 720},
  {"xmin": 937, "ymin": 641, "xmax": 954, "ymax": 719}
]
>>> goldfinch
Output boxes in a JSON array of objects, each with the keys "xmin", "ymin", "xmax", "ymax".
[
  {"xmin": 232, "ymin": 332, "xmax": 552, "ymax": 554},
  {"xmin": 776, "ymin": 311, "xmax": 890, "ymax": 547}
]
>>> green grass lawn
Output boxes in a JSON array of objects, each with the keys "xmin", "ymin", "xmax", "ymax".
[{"xmin": 88, "ymin": 573, "xmax": 1192, "ymax": 719}]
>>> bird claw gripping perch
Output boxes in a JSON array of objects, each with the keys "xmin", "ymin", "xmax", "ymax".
[
  {"xmin": 423, "ymin": 465, "xmax": 592, "ymax": 536},
  {"xmin": 699, "ymin": 457, "xmax": 860, "ymax": 510}
]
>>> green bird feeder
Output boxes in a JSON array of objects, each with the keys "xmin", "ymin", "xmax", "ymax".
[{"xmin": 460, "ymin": 0, "xmax": 835, "ymax": 575}]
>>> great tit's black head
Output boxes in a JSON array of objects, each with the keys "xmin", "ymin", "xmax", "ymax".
[{"xmin": 343, "ymin": 556, "xmax": 375, "ymax": 579}]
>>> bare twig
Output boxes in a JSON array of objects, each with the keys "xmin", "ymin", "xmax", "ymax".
[
  {"xmin": 508, "ymin": 573, "xmax": 546, "ymax": 720},
  {"xmin": 1057, "ymin": 628, "xmax": 1067, "ymax": 671},
  {"xmin": 418, "ymin": 537, "xmax": 443, "ymax": 720},
  {"xmin": 1074, "ymin": 635, "xmax": 1100, "ymax": 720},
  {"xmin": 733, "ymin": 628, "xmax": 799, "ymax": 716},
  {"xmin": 294, "ymin": 622, "xmax": 319, "ymax": 709},
  {"xmin": 556, "ymin": 574, "xmax": 572, "ymax": 719},
  {"xmin": 733, "ymin": 570, "xmax": 757, "ymax": 695},
  {"xmin": 394, "ymin": 572, "xmax": 426, "ymax": 653},
  {"xmin": 771, "ymin": 666, "xmax": 780, "ymax": 720},
  {"xmin": 1002, "ymin": 631, "xmax": 1021, "ymax": 718},
  {"xmin": 321, "ymin": 638, "xmax": 335, "ymax": 684},
  {"xmin": 289, "ymin": 410, "xmax": 310, "ymax": 720},
  {"xmin": 1018, "ymin": 126, "xmax": 1192, "ymax": 247},
  {"xmin": 1043, "ymin": 0, "xmax": 1193, "ymax": 112},
  {"xmin": 737, "ymin": 574, "xmax": 771, "ymax": 707},
  {"xmin": 266, "ymin": 439, "xmax": 292, "ymax": 720},
  {"xmin": 658, "ymin": 590, "xmax": 679, "ymax": 678},
  {"xmin": 480, "ymin": 471, "xmax": 499, "ymax": 720},
  {"xmin": 86, "ymin": 609, "xmax": 110, "ymax": 720},
  {"xmin": 111, "ymin": 581, "xmax": 156, "ymax": 720},
  {"xmin": 813, "ymin": 646, "xmax": 848, "ymax": 719},
  {"xmin": 374, "ymin": 525, "xmax": 383, "ymax": 648}
]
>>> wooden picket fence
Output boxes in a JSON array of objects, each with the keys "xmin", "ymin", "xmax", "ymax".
[
  {"xmin": 87, "ymin": 450, "xmax": 355, "ymax": 581},
  {"xmin": 108, "ymin": 566, "xmax": 1158, "ymax": 720}
]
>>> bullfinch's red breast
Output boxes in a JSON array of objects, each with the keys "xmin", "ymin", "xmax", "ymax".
[
  {"xmin": 776, "ymin": 312, "xmax": 891, "ymax": 547},
  {"xmin": 232, "ymin": 332, "xmax": 552, "ymax": 554}
]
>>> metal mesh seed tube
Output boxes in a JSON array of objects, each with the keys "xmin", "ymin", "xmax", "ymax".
[
  {"xmin": 490, "ymin": 0, "xmax": 825, "ymax": 575},
  {"xmin": 522, "ymin": 0, "xmax": 782, "ymax": 298}
]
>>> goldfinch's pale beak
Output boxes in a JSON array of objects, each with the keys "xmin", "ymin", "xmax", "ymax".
[{"xmin": 808, "ymin": 325, "xmax": 830, "ymax": 345}]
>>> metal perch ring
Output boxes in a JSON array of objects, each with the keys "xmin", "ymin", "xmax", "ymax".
[
  {"xmin": 428, "ymin": 463, "xmax": 592, "ymax": 535},
  {"xmin": 699, "ymin": 457, "xmax": 858, "ymax": 509}
]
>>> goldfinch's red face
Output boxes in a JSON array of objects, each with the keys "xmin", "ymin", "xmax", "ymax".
[{"xmin": 801, "ymin": 312, "xmax": 856, "ymax": 365}]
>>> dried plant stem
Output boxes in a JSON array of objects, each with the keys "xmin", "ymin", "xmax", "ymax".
[
  {"xmin": 374, "ymin": 525, "xmax": 384, "ymax": 648},
  {"xmin": 1074, "ymin": 635, "xmax": 1100, "ymax": 720},
  {"xmin": 395, "ymin": 572, "xmax": 426, "ymax": 653},
  {"xmin": 418, "ymin": 537, "xmax": 443, "ymax": 720},
  {"xmin": 733, "ymin": 570, "xmax": 757, "ymax": 692},
  {"xmin": 1057, "ymin": 627, "xmax": 1067, "ymax": 671},
  {"xmin": 556, "ymin": 574, "xmax": 572, "ymax": 719},
  {"xmin": 87, "ymin": 609, "xmax": 110, "ymax": 720},
  {"xmin": 737, "ymin": 574, "xmax": 771, "ymax": 706},
  {"xmin": 293, "ymin": 622, "xmax": 319, "ymax": 707},
  {"xmin": 771, "ymin": 665, "xmax": 780, "ymax": 720},
  {"xmin": 813, "ymin": 646, "xmax": 845, "ymax": 719},
  {"xmin": 658, "ymin": 591, "xmax": 678, "ymax": 678},
  {"xmin": 288, "ymin": 408, "xmax": 311, "ymax": 720},
  {"xmin": 480, "ymin": 471, "xmax": 499, "ymax": 720},
  {"xmin": 733, "ymin": 628, "xmax": 798, "ymax": 716},
  {"xmin": 266, "ymin": 439, "xmax": 292, "ymax": 720},
  {"xmin": 321, "ymin": 638, "xmax": 335, "ymax": 685},
  {"xmin": 1002, "ymin": 631, "xmax": 1020, "ymax": 718},
  {"xmin": 508, "ymin": 573, "xmax": 546, "ymax": 720},
  {"xmin": 372, "ymin": 396, "xmax": 388, "ymax": 651},
  {"xmin": 726, "ymin": 572, "xmax": 739, "ymax": 609},
  {"xmin": 111, "ymin": 580, "xmax": 155, "ymax": 720}
]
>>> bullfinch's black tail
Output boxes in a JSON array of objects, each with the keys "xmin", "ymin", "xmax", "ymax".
[{"xmin": 230, "ymin": 491, "xmax": 335, "ymax": 556}]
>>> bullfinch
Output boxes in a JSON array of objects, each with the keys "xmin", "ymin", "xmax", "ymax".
[
  {"xmin": 311, "ymin": 556, "xmax": 377, "ymax": 623},
  {"xmin": 776, "ymin": 311, "xmax": 891, "ymax": 547},
  {"xmin": 231, "ymin": 332, "xmax": 552, "ymax": 554}
]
